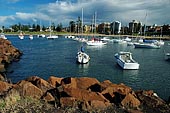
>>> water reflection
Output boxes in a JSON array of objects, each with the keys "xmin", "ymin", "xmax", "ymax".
[{"xmin": 77, "ymin": 63, "xmax": 89, "ymax": 76}]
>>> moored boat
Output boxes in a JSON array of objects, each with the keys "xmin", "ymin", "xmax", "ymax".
[
  {"xmin": 0, "ymin": 33, "xmax": 7, "ymax": 39},
  {"xmin": 165, "ymin": 52, "xmax": 170, "ymax": 61},
  {"xmin": 29, "ymin": 35, "xmax": 33, "ymax": 40},
  {"xmin": 47, "ymin": 35, "xmax": 58, "ymax": 39},
  {"xmin": 134, "ymin": 42, "xmax": 161, "ymax": 49},
  {"xmin": 76, "ymin": 46, "xmax": 90, "ymax": 64},
  {"xmin": 18, "ymin": 32, "xmax": 24, "ymax": 40},
  {"xmin": 86, "ymin": 38, "xmax": 107, "ymax": 46},
  {"xmin": 37, "ymin": 34, "xmax": 46, "ymax": 38},
  {"xmin": 114, "ymin": 51, "xmax": 139, "ymax": 70}
]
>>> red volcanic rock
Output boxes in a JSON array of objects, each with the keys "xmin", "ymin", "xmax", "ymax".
[
  {"xmin": 76, "ymin": 77, "xmax": 100, "ymax": 90},
  {"xmin": 121, "ymin": 93, "xmax": 141, "ymax": 108},
  {"xmin": 0, "ymin": 81, "xmax": 12, "ymax": 95},
  {"xmin": 62, "ymin": 87, "xmax": 108, "ymax": 102},
  {"xmin": 60, "ymin": 97, "xmax": 76, "ymax": 107},
  {"xmin": 26, "ymin": 76, "xmax": 54, "ymax": 93},
  {"xmin": 90, "ymin": 100, "xmax": 111, "ymax": 109},
  {"xmin": 100, "ymin": 82, "xmax": 132, "ymax": 105},
  {"xmin": 48, "ymin": 76, "xmax": 63, "ymax": 87},
  {"xmin": 0, "ymin": 38, "xmax": 22, "ymax": 75},
  {"xmin": 61, "ymin": 77, "xmax": 100, "ymax": 90},
  {"xmin": 101, "ymin": 83, "xmax": 132, "ymax": 98},
  {"xmin": 17, "ymin": 80, "xmax": 43, "ymax": 99},
  {"xmin": 42, "ymin": 92, "xmax": 55, "ymax": 102},
  {"xmin": 142, "ymin": 90, "xmax": 154, "ymax": 96},
  {"xmin": 0, "ymin": 64, "xmax": 5, "ymax": 72},
  {"xmin": 61, "ymin": 77, "xmax": 77, "ymax": 89}
]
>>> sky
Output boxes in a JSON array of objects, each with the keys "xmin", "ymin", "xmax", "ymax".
[{"xmin": 0, "ymin": 0, "xmax": 170, "ymax": 28}]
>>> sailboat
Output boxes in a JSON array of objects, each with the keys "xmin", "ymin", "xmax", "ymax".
[
  {"xmin": 29, "ymin": 35, "xmax": 33, "ymax": 40},
  {"xmin": 76, "ymin": 8, "xmax": 90, "ymax": 64},
  {"xmin": 134, "ymin": 13, "xmax": 160, "ymax": 49},
  {"xmin": 156, "ymin": 27, "xmax": 164, "ymax": 45},
  {"xmin": 47, "ymin": 21, "xmax": 58, "ymax": 39},
  {"xmin": 86, "ymin": 12, "xmax": 107, "ymax": 46}
]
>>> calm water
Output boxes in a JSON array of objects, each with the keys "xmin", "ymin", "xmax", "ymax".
[{"xmin": 6, "ymin": 35, "xmax": 170, "ymax": 100}]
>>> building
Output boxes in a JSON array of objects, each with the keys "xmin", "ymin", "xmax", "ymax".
[
  {"xmin": 110, "ymin": 21, "xmax": 121, "ymax": 35},
  {"xmin": 84, "ymin": 25, "xmax": 91, "ymax": 33},
  {"xmin": 129, "ymin": 20, "xmax": 142, "ymax": 34},
  {"xmin": 98, "ymin": 22, "xmax": 111, "ymax": 34}
]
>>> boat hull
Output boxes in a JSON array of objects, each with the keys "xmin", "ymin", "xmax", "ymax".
[
  {"xmin": 76, "ymin": 52, "xmax": 90, "ymax": 64},
  {"xmin": 165, "ymin": 53, "xmax": 170, "ymax": 61},
  {"xmin": 47, "ymin": 35, "xmax": 58, "ymax": 39},
  {"xmin": 86, "ymin": 41, "xmax": 107, "ymax": 46},
  {"xmin": 115, "ymin": 52, "xmax": 139, "ymax": 70},
  {"xmin": 134, "ymin": 43, "xmax": 160, "ymax": 49}
]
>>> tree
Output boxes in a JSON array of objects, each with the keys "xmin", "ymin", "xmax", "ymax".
[
  {"xmin": 69, "ymin": 21, "xmax": 75, "ymax": 32},
  {"xmin": 11, "ymin": 24, "xmax": 19, "ymax": 32},
  {"xmin": 42, "ymin": 25, "xmax": 46, "ymax": 31},
  {"xmin": 36, "ymin": 24, "xmax": 40, "ymax": 31},
  {"xmin": 56, "ymin": 23, "xmax": 62, "ymax": 32},
  {"xmin": 51, "ymin": 22, "xmax": 55, "ymax": 31}
]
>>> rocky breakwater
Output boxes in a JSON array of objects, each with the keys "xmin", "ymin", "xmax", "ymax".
[
  {"xmin": 0, "ymin": 76, "xmax": 170, "ymax": 112},
  {"xmin": 0, "ymin": 38, "xmax": 22, "ymax": 81}
]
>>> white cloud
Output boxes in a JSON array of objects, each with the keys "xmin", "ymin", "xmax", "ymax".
[{"xmin": 1, "ymin": 0, "xmax": 170, "ymax": 27}]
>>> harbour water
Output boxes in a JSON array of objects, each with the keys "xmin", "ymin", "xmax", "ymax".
[{"xmin": 6, "ymin": 35, "xmax": 170, "ymax": 100}]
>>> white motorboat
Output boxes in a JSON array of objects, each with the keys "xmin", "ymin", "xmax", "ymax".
[
  {"xmin": 134, "ymin": 42, "xmax": 161, "ymax": 49},
  {"xmin": 115, "ymin": 51, "xmax": 139, "ymax": 70},
  {"xmin": 86, "ymin": 38, "xmax": 107, "ymax": 46},
  {"xmin": 76, "ymin": 51, "xmax": 90, "ymax": 64}
]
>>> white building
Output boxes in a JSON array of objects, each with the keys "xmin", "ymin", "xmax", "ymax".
[{"xmin": 111, "ymin": 21, "xmax": 121, "ymax": 34}]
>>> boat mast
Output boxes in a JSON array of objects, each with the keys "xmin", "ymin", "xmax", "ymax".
[
  {"xmin": 81, "ymin": 8, "xmax": 83, "ymax": 36},
  {"xmin": 94, "ymin": 11, "xmax": 97, "ymax": 35},
  {"xmin": 49, "ymin": 21, "xmax": 51, "ymax": 37},
  {"xmin": 144, "ymin": 12, "xmax": 147, "ymax": 37}
]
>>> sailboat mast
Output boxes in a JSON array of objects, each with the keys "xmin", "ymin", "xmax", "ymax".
[
  {"xmin": 94, "ymin": 11, "xmax": 97, "ymax": 34},
  {"xmin": 49, "ymin": 21, "xmax": 51, "ymax": 36},
  {"xmin": 82, "ymin": 8, "xmax": 83, "ymax": 35}
]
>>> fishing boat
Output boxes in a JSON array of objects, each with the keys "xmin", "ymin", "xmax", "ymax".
[{"xmin": 114, "ymin": 51, "xmax": 139, "ymax": 70}]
